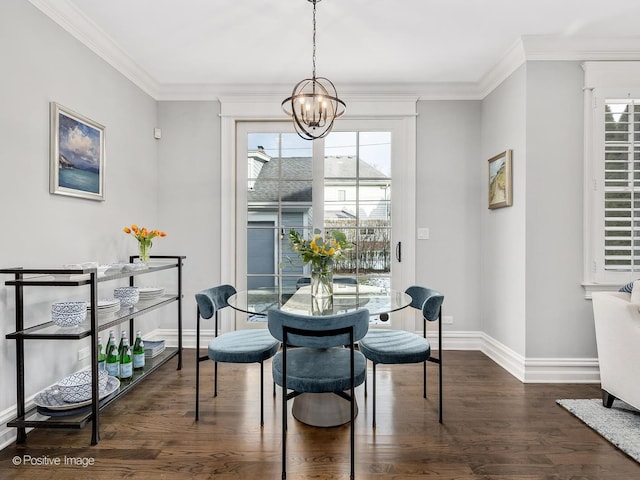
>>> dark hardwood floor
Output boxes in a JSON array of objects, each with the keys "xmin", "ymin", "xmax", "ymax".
[{"xmin": 1, "ymin": 350, "xmax": 638, "ymax": 479}]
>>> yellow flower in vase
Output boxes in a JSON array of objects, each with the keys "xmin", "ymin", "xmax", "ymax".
[
  {"xmin": 288, "ymin": 228, "xmax": 351, "ymax": 298},
  {"xmin": 123, "ymin": 224, "xmax": 167, "ymax": 263}
]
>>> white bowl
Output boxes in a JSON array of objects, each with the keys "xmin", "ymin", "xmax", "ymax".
[
  {"xmin": 58, "ymin": 369, "xmax": 108, "ymax": 403},
  {"xmin": 51, "ymin": 301, "xmax": 88, "ymax": 327},
  {"xmin": 113, "ymin": 286, "xmax": 139, "ymax": 307}
]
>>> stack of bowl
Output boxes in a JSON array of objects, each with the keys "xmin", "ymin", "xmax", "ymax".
[{"xmin": 51, "ymin": 301, "xmax": 87, "ymax": 328}]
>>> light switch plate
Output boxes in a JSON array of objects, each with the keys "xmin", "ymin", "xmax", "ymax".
[{"xmin": 417, "ymin": 228, "xmax": 430, "ymax": 240}]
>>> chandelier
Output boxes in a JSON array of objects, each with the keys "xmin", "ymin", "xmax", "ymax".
[{"xmin": 282, "ymin": 0, "xmax": 346, "ymax": 140}]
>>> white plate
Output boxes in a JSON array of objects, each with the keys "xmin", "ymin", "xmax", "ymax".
[
  {"xmin": 139, "ymin": 287, "xmax": 164, "ymax": 294},
  {"xmin": 87, "ymin": 298, "xmax": 121, "ymax": 309},
  {"xmin": 33, "ymin": 376, "xmax": 120, "ymax": 411}
]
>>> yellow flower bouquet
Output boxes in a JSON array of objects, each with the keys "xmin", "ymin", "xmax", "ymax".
[
  {"xmin": 123, "ymin": 224, "xmax": 167, "ymax": 263},
  {"xmin": 288, "ymin": 228, "xmax": 350, "ymax": 297}
]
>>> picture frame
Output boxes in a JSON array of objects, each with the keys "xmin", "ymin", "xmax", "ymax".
[
  {"xmin": 50, "ymin": 102, "xmax": 105, "ymax": 201},
  {"xmin": 488, "ymin": 149, "xmax": 512, "ymax": 209}
]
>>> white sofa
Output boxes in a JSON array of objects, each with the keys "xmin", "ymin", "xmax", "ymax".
[{"xmin": 591, "ymin": 291, "xmax": 640, "ymax": 411}]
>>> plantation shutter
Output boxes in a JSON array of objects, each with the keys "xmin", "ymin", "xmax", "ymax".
[{"xmin": 604, "ymin": 100, "xmax": 640, "ymax": 272}]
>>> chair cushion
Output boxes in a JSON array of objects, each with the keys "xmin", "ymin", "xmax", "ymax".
[
  {"xmin": 358, "ymin": 329, "xmax": 430, "ymax": 365},
  {"xmin": 208, "ymin": 329, "xmax": 280, "ymax": 363},
  {"xmin": 272, "ymin": 347, "xmax": 366, "ymax": 393}
]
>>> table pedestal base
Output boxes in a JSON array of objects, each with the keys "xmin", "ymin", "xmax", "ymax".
[{"xmin": 292, "ymin": 393, "xmax": 358, "ymax": 427}]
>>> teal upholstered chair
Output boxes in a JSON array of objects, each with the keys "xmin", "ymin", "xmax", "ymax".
[
  {"xmin": 195, "ymin": 284, "xmax": 280, "ymax": 426},
  {"xmin": 359, "ymin": 285, "xmax": 444, "ymax": 426},
  {"xmin": 268, "ymin": 308, "xmax": 369, "ymax": 480}
]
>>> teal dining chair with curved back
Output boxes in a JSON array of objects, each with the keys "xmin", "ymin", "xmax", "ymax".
[
  {"xmin": 195, "ymin": 284, "xmax": 280, "ymax": 426},
  {"xmin": 268, "ymin": 307, "xmax": 369, "ymax": 480},
  {"xmin": 358, "ymin": 285, "xmax": 444, "ymax": 426}
]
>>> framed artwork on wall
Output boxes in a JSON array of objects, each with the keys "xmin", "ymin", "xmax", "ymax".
[
  {"xmin": 488, "ymin": 149, "xmax": 512, "ymax": 209},
  {"xmin": 50, "ymin": 102, "xmax": 105, "ymax": 201}
]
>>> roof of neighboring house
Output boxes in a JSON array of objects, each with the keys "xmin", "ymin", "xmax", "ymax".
[
  {"xmin": 248, "ymin": 156, "xmax": 388, "ymax": 204},
  {"xmin": 248, "ymin": 157, "xmax": 312, "ymax": 203}
]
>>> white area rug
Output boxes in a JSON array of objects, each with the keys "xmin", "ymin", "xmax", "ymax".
[{"xmin": 557, "ymin": 398, "xmax": 640, "ymax": 463}]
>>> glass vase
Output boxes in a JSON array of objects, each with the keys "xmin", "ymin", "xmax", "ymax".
[
  {"xmin": 311, "ymin": 268, "xmax": 333, "ymax": 299},
  {"xmin": 138, "ymin": 242, "xmax": 150, "ymax": 263}
]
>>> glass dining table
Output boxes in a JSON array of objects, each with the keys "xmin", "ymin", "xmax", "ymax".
[
  {"xmin": 227, "ymin": 283, "xmax": 412, "ymax": 319},
  {"xmin": 228, "ymin": 284, "xmax": 412, "ymax": 427}
]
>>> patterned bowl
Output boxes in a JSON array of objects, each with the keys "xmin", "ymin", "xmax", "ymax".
[
  {"xmin": 113, "ymin": 286, "xmax": 139, "ymax": 307},
  {"xmin": 51, "ymin": 301, "xmax": 87, "ymax": 314},
  {"xmin": 58, "ymin": 369, "xmax": 108, "ymax": 403},
  {"xmin": 51, "ymin": 301, "xmax": 88, "ymax": 327}
]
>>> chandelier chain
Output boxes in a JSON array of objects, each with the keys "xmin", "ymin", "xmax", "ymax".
[{"xmin": 312, "ymin": 0, "xmax": 317, "ymax": 79}]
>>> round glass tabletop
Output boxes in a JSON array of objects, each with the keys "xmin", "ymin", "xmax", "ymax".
[{"xmin": 227, "ymin": 284, "xmax": 412, "ymax": 317}]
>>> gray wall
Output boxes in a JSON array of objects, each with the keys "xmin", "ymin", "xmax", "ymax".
[
  {"xmin": 524, "ymin": 61, "xmax": 595, "ymax": 358},
  {"xmin": 156, "ymin": 101, "xmax": 221, "ymax": 328},
  {"xmin": 0, "ymin": 0, "xmax": 158, "ymax": 444},
  {"xmin": 480, "ymin": 65, "xmax": 528, "ymax": 355},
  {"xmin": 415, "ymin": 100, "xmax": 482, "ymax": 333}
]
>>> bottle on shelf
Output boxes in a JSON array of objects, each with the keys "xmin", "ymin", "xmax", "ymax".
[
  {"xmin": 97, "ymin": 337, "xmax": 106, "ymax": 370},
  {"xmin": 119, "ymin": 338, "xmax": 133, "ymax": 381},
  {"xmin": 118, "ymin": 330, "xmax": 128, "ymax": 355},
  {"xmin": 106, "ymin": 330, "xmax": 116, "ymax": 358},
  {"xmin": 133, "ymin": 330, "xmax": 145, "ymax": 370},
  {"xmin": 106, "ymin": 337, "xmax": 120, "ymax": 378}
]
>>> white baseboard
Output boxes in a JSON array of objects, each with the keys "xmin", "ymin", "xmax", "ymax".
[
  {"xmin": 478, "ymin": 332, "xmax": 600, "ymax": 383},
  {"xmin": 0, "ymin": 327, "xmax": 600, "ymax": 451}
]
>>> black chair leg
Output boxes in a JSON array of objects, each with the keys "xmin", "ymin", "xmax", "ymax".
[
  {"xmin": 260, "ymin": 361, "xmax": 264, "ymax": 427},
  {"xmin": 364, "ymin": 361, "xmax": 368, "ymax": 397},
  {"xmin": 423, "ymin": 360, "xmax": 427, "ymax": 398},
  {"xmin": 372, "ymin": 362, "xmax": 377, "ymax": 428},
  {"xmin": 214, "ymin": 361, "xmax": 218, "ymax": 397},
  {"xmin": 195, "ymin": 349, "xmax": 200, "ymax": 421},
  {"xmin": 438, "ymin": 357, "xmax": 443, "ymax": 423},
  {"xmin": 282, "ymin": 386, "xmax": 287, "ymax": 478},
  {"xmin": 350, "ymin": 381, "xmax": 355, "ymax": 479}
]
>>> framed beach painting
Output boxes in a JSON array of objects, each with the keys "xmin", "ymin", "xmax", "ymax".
[
  {"xmin": 50, "ymin": 102, "xmax": 105, "ymax": 201},
  {"xmin": 488, "ymin": 149, "xmax": 512, "ymax": 209}
]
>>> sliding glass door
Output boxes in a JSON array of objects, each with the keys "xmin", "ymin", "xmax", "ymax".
[{"xmin": 236, "ymin": 120, "xmax": 410, "ymax": 327}]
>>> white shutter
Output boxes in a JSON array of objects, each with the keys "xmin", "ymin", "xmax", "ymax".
[{"xmin": 603, "ymin": 99, "xmax": 640, "ymax": 272}]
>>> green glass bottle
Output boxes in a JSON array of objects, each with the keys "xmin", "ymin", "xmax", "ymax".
[
  {"xmin": 97, "ymin": 337, "xmax": 106, "ymax": 371},
  {"xmin": 133, "ymin": 330, "xmax": 145, "ymax": 370},
  {"xmin": 106, "ymin": 337, "xmax": 120, "ymax": 378},
  {"xmin": 119, "ymin": 338, "xmax": 133, "ymax": 380},
  {"xmin": 106, "ymin": 330, "xmax": 116, "ymax": 358},
  {"xmin": 118, "ymin": 330, "xmax": 127, "ymax": 356}
]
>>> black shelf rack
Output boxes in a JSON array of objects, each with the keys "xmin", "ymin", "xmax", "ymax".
[{"xmin": 1, "ymin": 255, "xmax": 185, "ymax": 445}]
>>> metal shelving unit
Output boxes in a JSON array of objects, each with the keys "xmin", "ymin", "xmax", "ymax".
[{"xmin": 1, "ymin": 255, "xmax": 185, "ymax": 445}]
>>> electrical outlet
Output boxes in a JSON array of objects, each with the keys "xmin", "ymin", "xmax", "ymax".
[
  {"xmin": 78, "ymin": 346, "xmax": 90, "ymax": 361},
  {"xmin": 442, "ymin": 315, "xmax": 453, "ymax": 325}
]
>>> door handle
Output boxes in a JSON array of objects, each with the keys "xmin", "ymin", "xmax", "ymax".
[{"xmin": 395, "ymin": 241, "xmax": 401, "ymax": 262}]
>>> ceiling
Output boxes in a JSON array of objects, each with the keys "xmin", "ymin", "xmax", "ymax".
[{"xmin": 30, "ymin": 0, "xmax": 640, "ymax": 98}]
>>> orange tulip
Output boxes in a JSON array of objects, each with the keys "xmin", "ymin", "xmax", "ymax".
[
  {"xmin": 123, "ymin": 227, "xmax": 131, "ymax": 234},
  {"xmin": 131, "ymin": 224, "xmax": 139, "ymax": 233}
]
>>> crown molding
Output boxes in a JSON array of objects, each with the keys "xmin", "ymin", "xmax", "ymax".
[
  {"xmin": 28, "ymin": 3, "xmax": 640, "ymax": 102},
  {"xmin": 521, "ymin": 35, "xmax": 640, "ymax": 61},
  {"xmin": 478, "ymin": 38, "xmax": 527, "ymax": 98},
  {"xmin": 28, "ymin": 0, "xmax": 160, "ymax": 98}
]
